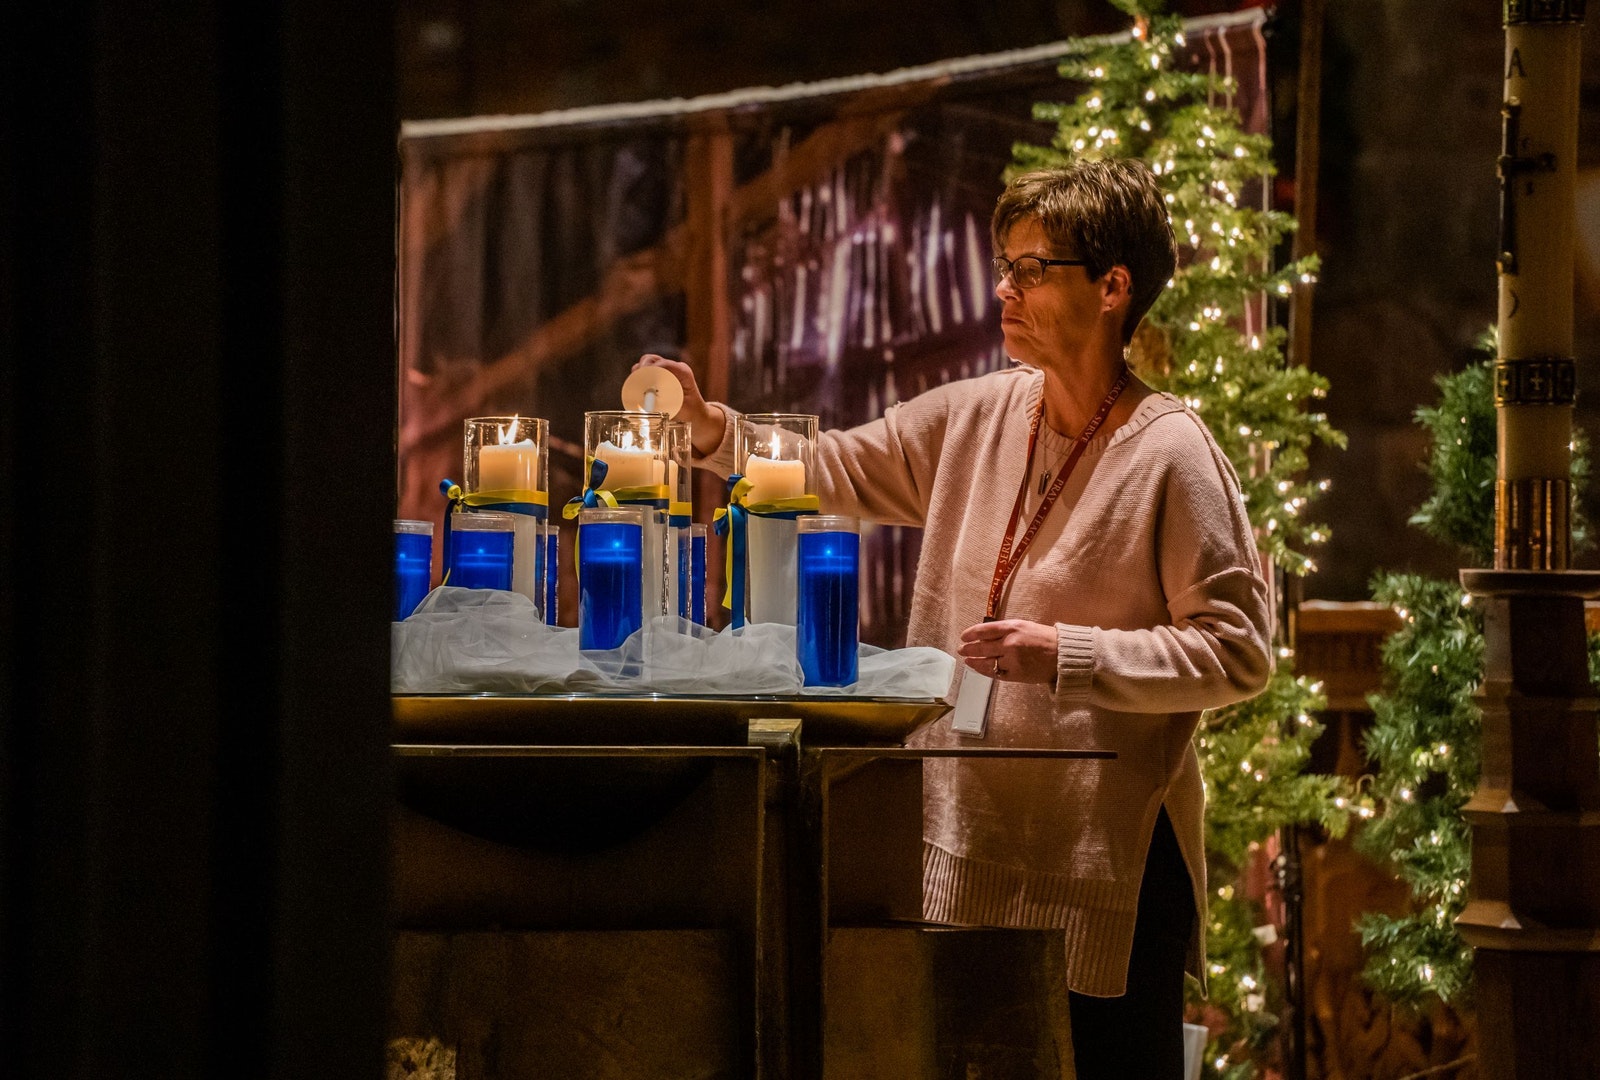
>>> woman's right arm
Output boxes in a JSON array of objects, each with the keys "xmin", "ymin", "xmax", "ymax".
[
  {"xmin": 633, "ymin": 354, "xmax": 947, "ymax": 527},
  {"xmin": 808, "ymin": 401, "xmax": 945, "ymax": 527}
]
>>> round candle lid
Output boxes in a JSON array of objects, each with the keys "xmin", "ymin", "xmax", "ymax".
[{"xmin": 621, "ymin": 366, "xmax": 684, "ymax": 419}]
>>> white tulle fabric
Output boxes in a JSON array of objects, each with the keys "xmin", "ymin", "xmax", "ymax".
[{"xmin": 392, "ymin": 587, "xmax": 954, "ymax": 698}]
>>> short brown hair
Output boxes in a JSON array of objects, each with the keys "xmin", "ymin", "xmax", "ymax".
[{"xmin": 992, "ymin": 160, "xmax": 1178, "ymax": 345}]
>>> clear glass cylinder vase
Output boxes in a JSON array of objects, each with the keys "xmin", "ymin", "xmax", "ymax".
[
  {"xmin": 734, "ymin": 413, "xmax": 818, "ymax": 626},
  {"xmin": 585, "ymin": 410, "xmax": 672, "ymax": 619},
  {"xmin": 463, "ymin": 416, "xmax": 549, "ymax": 615}
]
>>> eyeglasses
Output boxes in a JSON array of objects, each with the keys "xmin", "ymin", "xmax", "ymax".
[{"xmin": 989, "ymin": 255, "xmax": 1090, "ymax": 289}]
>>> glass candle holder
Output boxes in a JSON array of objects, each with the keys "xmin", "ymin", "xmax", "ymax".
[
  {"xmin": 393, "ymin": 520, "xmax": 434, "ymax": 620},
  {"xmin": 586, "ymin": 410, "xmax": 672, "ymax": 620},
  {"xmin": 584, "ymin": 410, "xmax": 670, "ymax": 491},
  {"xmin": 578, "ymin": 507, "xmax": 645, "ymax": 651},
  {"xmin": 690, "ymin": 522, "xmax": 708, "ymax": 625},
  {"xmin": 446, "ymin": 511, "xmax": 516, "ymax": 591},
  {"xmin": 735, "ymin": 413, "xmax": 819, "ymax": 626},
  {"xmin": 735, "ymin": 413, "xmax": 817, "ymax": 501},
  {"xmin": 796, "ymin": 515, "xmax": 860, "ymax": 687},
  {"xmin": 665, "ymin": 420, "xmax": 693, "ymax": 620},
  {"xmin": 464, "ymin": 416, "xmax": 549, "ymax": 614},
  {"xmin": 665, "ymin": 420, "xmax": 693, "ymax": 508}
]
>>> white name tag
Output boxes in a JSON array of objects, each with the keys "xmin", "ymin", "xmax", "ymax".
[{"xmin": 949, "ymin": 670, "xmax": 995, "ymax": 737}]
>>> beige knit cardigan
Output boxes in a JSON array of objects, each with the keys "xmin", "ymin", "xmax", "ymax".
[{"xmin": 695, "ymin": 366, "xmax": 1272, "ymax": 996}]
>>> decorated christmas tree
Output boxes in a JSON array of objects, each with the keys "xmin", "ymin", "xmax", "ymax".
[
  {"xmin": 1358, "ymin": 335, "xmax": 1592, "ymax": 1005},
  {"xmin": 1012, "ymin": 2, "xmax": 1354, "ymax": 1075}
]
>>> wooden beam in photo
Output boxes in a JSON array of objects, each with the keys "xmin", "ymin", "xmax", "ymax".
[
  {"xmin": 402, "ymin": 90, "xmax": 929, "ymax": 457},
  {"xmin": 684, "ymin": 121, "xmax": 735, "ymax": 405}
]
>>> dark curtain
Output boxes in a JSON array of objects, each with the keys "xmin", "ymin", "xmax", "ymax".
[{"xmin": 2, "ymin": 5, "xmax": 395, "ymax": 1077}]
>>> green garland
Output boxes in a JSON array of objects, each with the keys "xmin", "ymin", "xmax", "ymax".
[
  {"xmin": 1012, "ymin": 3, "xmax": 1353, "ymax": 1075},
  {"xmin": 1358, "ymin": 338, "xmax": 1592, "ymax": 1005},
  {"xmin": 1358, "ymin": 571, "xmax": 1482, "ymax": 1004}
]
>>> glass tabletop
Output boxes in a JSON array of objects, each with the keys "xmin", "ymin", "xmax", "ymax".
[{"xmin": 392, "ymin": 692, "xmax": 952, "ymax": 747}]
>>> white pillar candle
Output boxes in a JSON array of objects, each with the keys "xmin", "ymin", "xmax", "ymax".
[
  {"xmin": 746, "ymin": 515, "xmax": 799, "ymax": 626},
  {"xmin": 1497, "ymin": 23, "xmax": 1578, "ymax": 484},
  {"xmin": 501, "ymin": 516, "xmax": 539, "ymax": 609},
  {"xmin": 595, "ymin": 440, "xmax": 665, "ymax": 489},
  {"xmin": 640, "ymin": 510, "xmax": 669, "ymax": 623},
  {"xmin": 742, "ymin": 454, "xmax": 807, "ymax": 501},
  {"xmin": 478, "ymin": 440, "xmax": 540, "ymax": 491},
  {"xmin": 741, "ymin": 452, "xmax": 807, "ymax": 625}
]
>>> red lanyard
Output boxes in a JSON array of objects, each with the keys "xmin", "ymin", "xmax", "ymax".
[{"xmin": 984, "ymin": 366, "xmax": 1131, "ymax": 620}]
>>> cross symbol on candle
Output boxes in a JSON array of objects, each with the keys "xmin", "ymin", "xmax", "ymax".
[{"xmin": 1527, "ymin": 366, "xmax": 1548, "ymax": 398}]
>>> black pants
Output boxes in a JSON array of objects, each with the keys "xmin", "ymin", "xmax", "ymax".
[{"xmin": 1067, "ymin": 808, "xmax": 1196, "ymax": 1080}]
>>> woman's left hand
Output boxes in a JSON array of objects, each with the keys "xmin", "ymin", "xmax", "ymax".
[{"xmin": 958, "ymin": 619, "xmax": 1059, "ymax": 684}]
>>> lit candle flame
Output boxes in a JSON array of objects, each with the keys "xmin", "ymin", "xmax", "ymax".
[
  {"xmin": 768, "ymin": 432, "xmax": 781, "ymax": 458},
  {"xmin": 497, "ymin": 417, "xmax": 520, "ymax": 445}
]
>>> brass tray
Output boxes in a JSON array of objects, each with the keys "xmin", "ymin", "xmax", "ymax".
[{"xmin": 392, "ymin": 693, "xmax": 952, "ymax": 747}]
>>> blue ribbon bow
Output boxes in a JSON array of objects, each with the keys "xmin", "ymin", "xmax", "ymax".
[
  {"xmin": 712, "ymin": 474, "xmax": 751, "ymax": 629},
  {"xmin": 563, "ymin": 459, "xmax": 618, "ymax": 519}
]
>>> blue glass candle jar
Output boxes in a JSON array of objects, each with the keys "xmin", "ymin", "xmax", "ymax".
[
  {"xmin": 393, "ymin": 520, "xmax": 434, "ymax": 620},
  {"xmin": 579, "ymin": 507, "xmax": 645, "ymax": 650},
  {"xmin": 545, "ymin": 525, "xmax": 560, "ymax": 625},
  {"xmin": 677, "ymin": 527, "xmax": 691, "ymax": 620},
  {"xmin": 691, "ymin": 523, "xmax": 708, "ymax": 625},
  {"xmin": 666, "ymin": 420, "xmax": 692, "ymax": 621},
  {"xmin": 796, "ymin": 515, "xmax": 860, "ymax": 687},
  {"xmin": 446, "ymin": 511, "xmax": 516, "ymax": 591}
]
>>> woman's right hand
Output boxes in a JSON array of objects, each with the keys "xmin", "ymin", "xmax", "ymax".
[{"xmin": 634, "ymin": 354, "xmax": 726, "ymax": 457}]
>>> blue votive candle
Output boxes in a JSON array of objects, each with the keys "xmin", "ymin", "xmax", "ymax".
[
  {"xmin": 446, "ymin": 511, "xmax": 516, "ymax": 591},
  {"xmin": 393, "ymin": 520, "xmax": 434, "ymax": 620},
  {"xmin": 677, "ymin": 528, "xmax": 690, "ymax": 620},
  {"xmin": 545, "ymin": 527, "xmax": 560, "ymax": 625},
  {"xmin": 796, "ymin": 516, "xmax": 860, "ymax": 687},
  {"xmin": 691, "ymin": 523, "xmax": 708, "ymax": 625},
  {"xmin": 579, "ymin": 508, "xmax": 644, "ymax": 650}
]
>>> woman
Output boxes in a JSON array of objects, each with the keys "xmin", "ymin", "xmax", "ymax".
[{"xmin": 640, "ymin": 158, "xmax": 1271, "ymax": 1078}]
